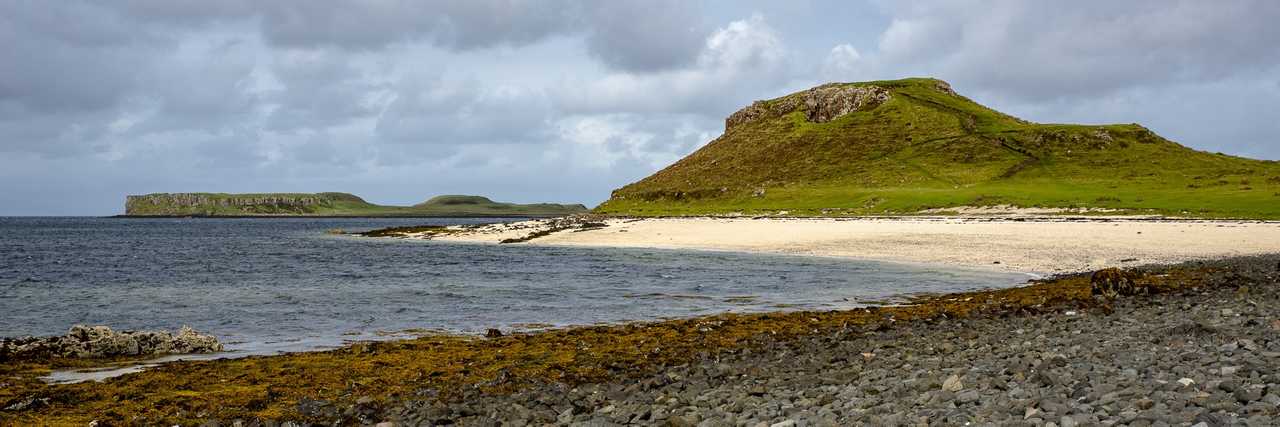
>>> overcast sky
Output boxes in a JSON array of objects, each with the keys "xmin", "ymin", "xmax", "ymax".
[{"xmin": 3, "ymin": 1, "xmax": 1278, "ymax": 215}]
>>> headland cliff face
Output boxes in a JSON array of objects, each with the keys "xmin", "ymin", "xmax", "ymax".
[
  {"xmin": 121, "ymin": 192, "xmax": 589, "ymax": 217},
  {"xmin": 124, "ymin": 193, "xmax": 350, "ymax": 216}
]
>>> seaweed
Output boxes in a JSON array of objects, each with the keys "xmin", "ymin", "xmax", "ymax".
[{"xmin": 357, "ymin": 226, "xmax": 457, "ymax": 238}]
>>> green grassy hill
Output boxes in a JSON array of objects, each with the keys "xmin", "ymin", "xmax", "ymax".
[
  {"xmin": 123, "ymin": 193, "xmax": 587, "ymax": 217},
  {"xmin": 597, "ymin": 78, "xmax": 1280, "ymax": 219}
]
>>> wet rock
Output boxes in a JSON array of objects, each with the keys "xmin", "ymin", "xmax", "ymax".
[
  {"xmin": 3, "ymin": 396, "xmax": 49, "ymax": 411},
  {"xmin": 1, "ymin": 325, "xmax": 222, "ymax": 360}
]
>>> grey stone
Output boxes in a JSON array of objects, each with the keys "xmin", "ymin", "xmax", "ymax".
[
  {"xmin": 1234, "ymin": 387, "xmax": 1262, "ymax": 403},
  {"xmin": 942, "ymin": 375, "xmax": 963, "ymax": 392},
  {"xmin": 1, "ymin": 324, "xmax": 222, "ymax": 359}
]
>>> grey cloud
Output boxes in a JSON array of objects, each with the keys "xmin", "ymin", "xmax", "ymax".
[
  {"xmin": 4, "ymin": 1, "xmax": 1280, "ymax": 215},
  {"xmin": 582, "ymin": 1, "xmax": 706, "ymax": 72},
  {"xmin": 263, "ymin": 50, "xmax": 386, "ymax": 132},
  {"xmin": 557, "ymin": 14, "xmax": 793, "ymax": 118},
  {"xmin": 375, "ymin": 80, "xmax": 552, "ymax": 146},
  {"xmin": 872, "ymin": 0, "xmax": 1280, "ymax": 101},
  {"xmin": 0, "ymin": 17, "xmax": 158, "ymax": 115},
  {"xmin": 254, "ymin": 1, "xmax": 578, "ymax": 51},
  {"xmin": 116, "ymin": 1, "xmax": 702, "ymax": 72},
  {"xmin": 0, "ymin": 0, "xmax": 716, "ymax": 156}
]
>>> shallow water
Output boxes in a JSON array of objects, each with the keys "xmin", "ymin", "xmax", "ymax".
[{"xmin": 0, "ymin": 217, "xmax": 1028, "ymax": 356}]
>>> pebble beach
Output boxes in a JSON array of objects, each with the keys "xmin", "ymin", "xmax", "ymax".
[{"xmin": 314, "ymin": 257, "xmax": 1279, "ymax": 426}]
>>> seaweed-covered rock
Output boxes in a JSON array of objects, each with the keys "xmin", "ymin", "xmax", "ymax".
[
  {"xmin": 1090, "ymin": 268, "xmax": 1143, "ymax": 298},
  {"xmin": 0, "ymin": 325, "xmax": 223, "ymax": 361}
]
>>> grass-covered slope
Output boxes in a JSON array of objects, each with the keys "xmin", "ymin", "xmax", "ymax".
[
  {"xmin": 123, "ymin": 193, "xmax": 587, "ymax": 217},
  {"xmin": 597, "ymin": 78, "xmax": 1280, "ymax": 218}
]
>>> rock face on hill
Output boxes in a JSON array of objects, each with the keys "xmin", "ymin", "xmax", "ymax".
[
  {"xmin": 725, "ymin": 84, "xmax": 892, "ymax": 131},
  {"xmin": 597, "ymin": 77, "xmax": 1280, "ymax": 218},
  {"xmin": 0, "ymin": 325, "xmax": 223, "ymax": 361}
]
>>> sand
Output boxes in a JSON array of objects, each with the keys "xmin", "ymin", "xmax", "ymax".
[{"xmin": 436, "ymin": 217, "xmax": 1280, "ymax": 275}]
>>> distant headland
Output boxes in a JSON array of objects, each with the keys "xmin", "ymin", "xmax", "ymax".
[{"xmin": 121, "ymin": 192, "xmax": 588, "ymax": 218}]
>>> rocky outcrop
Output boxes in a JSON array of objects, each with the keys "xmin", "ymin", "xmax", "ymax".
[
  {"xmin": 932, "ymin": 79, "xmax": 958, "ymax": 95},
  {"xmin": 725, "ymin": 84, "xmax": 891, "ymax": 131},
  {"xmin": 0, "ymin": 325, "xmax": 223, "ymax": 361},
  {"xmin": 126, "ymin": 193, "xmax": 339, "ymax": 215},
  {"xmin": 724, "ymin": 98, "xmax": 804, "ymax": 131},
  {"xmin": 802, "ymin": 84, "xmax": 892, "ymax": 123}
]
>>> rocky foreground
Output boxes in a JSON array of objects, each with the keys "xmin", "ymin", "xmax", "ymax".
[
  {"xmin": 4, "ymin": 257, "xmax": 1278, "ymax": 426},
  {"xmin": 363, "ymin": 258, "xmax": 1280, "ymax": 426}
]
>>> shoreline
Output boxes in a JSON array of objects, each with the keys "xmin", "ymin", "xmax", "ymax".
[
  {"xmin": 419, "ymin": 216, "xmax": 1280, "ymax": 275},
  {"xmin": 2, "ymin": 255, "xmax": 1276, "ymax": 424}
]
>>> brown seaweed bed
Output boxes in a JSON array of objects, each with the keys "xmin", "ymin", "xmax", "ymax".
[{"xmin": 0, "ymin": 257, "xmax": 1274, "ymax": 425}]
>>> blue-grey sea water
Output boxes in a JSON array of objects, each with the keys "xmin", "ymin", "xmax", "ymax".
[{"xmin": 0, "ymin": 217, "xmax": 1028, "ymax": 355}]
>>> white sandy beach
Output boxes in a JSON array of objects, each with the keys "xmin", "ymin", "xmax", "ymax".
[{"xmin": 435, "ymin": 217, "xmax": 1280, "ymax": 275}]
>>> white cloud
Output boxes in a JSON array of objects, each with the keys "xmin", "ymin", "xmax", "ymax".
[
  {"xmin": 558, "ymin": 14, "xmax": 792, "ymax": 117},
  {"xmin": 821, "ymin": 43, "xmax": 863, "ymax": 80}
]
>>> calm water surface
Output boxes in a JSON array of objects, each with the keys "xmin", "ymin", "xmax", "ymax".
[{"xmin": 0, "ymin": 217, "xmax": 1028, "ymax": 355}]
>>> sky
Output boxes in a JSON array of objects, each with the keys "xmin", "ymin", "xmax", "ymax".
[{"xmin": 2, "ymin": 1, "xmax": 1279, "ymax": 215}]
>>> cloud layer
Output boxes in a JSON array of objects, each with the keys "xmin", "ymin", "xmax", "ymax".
[{"xmin": 2, "ymin": 1, "xmax": 1278, "ymax": 214}]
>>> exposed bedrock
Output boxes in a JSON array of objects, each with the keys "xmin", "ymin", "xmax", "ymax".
[
  {"xmin": 0, "ymin": 325, "xmax": 223, "ymax": 361},
  {"xmin": 725, "ymin": 84, "xmax": 892, "ymax": 131},
  {"xmin": 125, "ymin": 193, "xmax": 335, "ymax": 214}
]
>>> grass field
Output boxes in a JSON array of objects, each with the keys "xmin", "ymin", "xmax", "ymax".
[{"xmin": 597, "ymin": 78, "xmax": 1280, "ymax": 219}]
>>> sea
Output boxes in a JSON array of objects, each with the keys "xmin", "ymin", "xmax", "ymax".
[{"xmin": 0, "ymin": 217, "xmax": 1029, "ymax": 356}]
